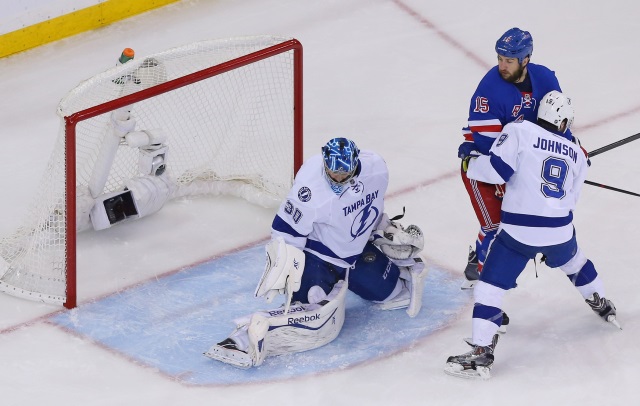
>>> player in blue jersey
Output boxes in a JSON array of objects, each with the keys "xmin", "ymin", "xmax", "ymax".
[
  {"xmin": 445, "ymin": 91, "xmax": 620, "ymax": 380},
  {"xmin": 205, "ymin": 137, "xmax": 427, "ymax": 368},
  {"xmin": 459, "ymin": 27, "xmax": 577, "ymax": 289}
]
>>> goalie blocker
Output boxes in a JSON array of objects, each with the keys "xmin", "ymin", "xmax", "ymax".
[{"xmin": 205, "ymin": 218, "xmax": 427, "ymax": 368}]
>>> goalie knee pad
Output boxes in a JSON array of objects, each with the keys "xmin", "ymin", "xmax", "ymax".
[{"xmin": 377, "ymin": 259, "xmax": 428, "ymax": 317}]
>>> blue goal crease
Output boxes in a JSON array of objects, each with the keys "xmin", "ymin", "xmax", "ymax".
[{"xmin": 49, "ymin": 244, "xmax": 470, "ymax": 386}]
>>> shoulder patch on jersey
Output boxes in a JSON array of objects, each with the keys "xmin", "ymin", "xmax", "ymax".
[
  {"xmin": 297, "ymin": 186, "xmax": 312, "ymax": 202},
  {"xmin": 349, "ymin": 180, "xmax": 364, "ymax": 195},
  {"xmin": 496, "ymin": 133, "xmax": 509, "ymax": 146},
  {"xmin": 522, "ymin": 92, "xmax": 537, "ymax": 110}
]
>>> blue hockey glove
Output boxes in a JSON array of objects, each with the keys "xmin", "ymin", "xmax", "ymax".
[
  {"xmin": 458, "ymin": 141, "xmax": 479, "ymax": 172},
  {"xmin": 458, "ymin": 140, "xmax": 477, "ymax": 159},
  {"xmin": 461, "ymin": 154, "xmax": 479, "ymax": 172}
]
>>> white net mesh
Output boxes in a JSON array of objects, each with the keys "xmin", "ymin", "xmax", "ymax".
[{"xmin": 0, "ymin": 36, "xmax": 300, "ymax": 305}]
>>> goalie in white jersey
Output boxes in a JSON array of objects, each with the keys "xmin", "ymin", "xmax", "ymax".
[
  {"xmin": 445, "ymin": 91, "xmax": 620, "ymax": 380},
  {"xmin": 205, "ymin": 137, "xmax": 427, "ymax": 368}
]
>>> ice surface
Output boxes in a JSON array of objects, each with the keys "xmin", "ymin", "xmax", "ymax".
[{"xmin": 1, "ymin": 0, "xmax": 638, "ymax": 404}]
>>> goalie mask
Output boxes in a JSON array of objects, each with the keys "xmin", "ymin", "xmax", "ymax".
[
  {"xmin": 372, "ymin": 222, "xmax": 424, "ymax": 260},
  {"xmin": 322, "ymin": 137, "xmax": 360, "ymax": 194}
]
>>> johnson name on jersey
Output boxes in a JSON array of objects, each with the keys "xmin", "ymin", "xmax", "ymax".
[
  {"xmin": 466, "ymin": 120, "xmax": 588, "ymax": 246},
  {"xmin": 271, "ymin": 150, "xmax": 389, "ymax": 268}
]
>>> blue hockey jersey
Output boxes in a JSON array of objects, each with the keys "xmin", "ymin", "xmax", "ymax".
[{"xmin": 463, "ymin": 63, "xmax": 572, "ymax": 155}]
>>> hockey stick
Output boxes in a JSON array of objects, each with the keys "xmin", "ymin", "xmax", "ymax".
[
  {"xmin": 584, "ymin": 180, "xmax": 640, "ymax": 197},
  {"xmin": 588, "ymin": 132, "xmax": 640, "ymax": 158}
]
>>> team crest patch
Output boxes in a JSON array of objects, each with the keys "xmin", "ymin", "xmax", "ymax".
[
  {"xmin": 350, "ymin": 180, "xmax": 364, "ymax": 194},
  {"xmin": 298, "ymin": 186, "xmax": 312, "ymax": 202}
]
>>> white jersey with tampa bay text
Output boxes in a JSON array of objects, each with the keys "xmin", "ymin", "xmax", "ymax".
[
  {"xmin": 466, "ymin": 120, "xmax": 588, "ymax": 246},
  {"xmin": 271, "ymin": 150, "xmax": 389, "ymax": 268}
]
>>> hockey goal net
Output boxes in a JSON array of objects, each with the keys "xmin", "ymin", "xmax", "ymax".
[{"xmin": 0, "ymin": 36, "xmax": 303, "ymax": 308}]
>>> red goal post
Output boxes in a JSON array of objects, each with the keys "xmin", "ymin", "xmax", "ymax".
[{"xmin": 0, "ymin": 36, "xmax": 303, "ymax": 308}]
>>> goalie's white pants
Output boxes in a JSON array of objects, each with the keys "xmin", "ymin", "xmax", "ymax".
[{"xmin": 210, "ymin": 280, "xmax": 348, "ymax": 368}]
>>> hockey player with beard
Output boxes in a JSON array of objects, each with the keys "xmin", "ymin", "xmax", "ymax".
[
  {"xmin": 446, "ymin": 91, "xmax": 620, "ymax": 380},
  {"xmin": 205, "ymin": 137, "xmax": 427, "ymax": 368},
  {"xmin": 458, "ymin": 27, "xmax": 578, "ymax": 289}
]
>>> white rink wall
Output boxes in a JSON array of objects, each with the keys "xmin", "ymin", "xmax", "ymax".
[{"xmin": 0, "ymin": 0, "xmax": 98, "ymax": 34}]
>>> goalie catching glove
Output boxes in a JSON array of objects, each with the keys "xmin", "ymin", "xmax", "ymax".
[
  {"xmin": 371, "ymin": 217, "xmax": 424, "ymax": 260},
  {"xmin": 254, "ymin": 237, "xmax": 305, "ymax": 314}
]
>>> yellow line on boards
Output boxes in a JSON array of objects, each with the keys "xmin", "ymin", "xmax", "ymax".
[{"xmin": 0, "ymin": 0, "xmax": 180, "ymax": 58}]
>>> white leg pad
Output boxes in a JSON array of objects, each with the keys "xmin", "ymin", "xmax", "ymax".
[
  {"xmin": 247, "ymin": 314, "xmax": 269, "ymax": 367},
  {"xmin": 206, "ymin": 280, "xmax": 348, "ymax": 368},
  {"xmin": 203, "ymin": 325, "xmax": 253, "ymax": 369},
  {"xmin": 377, "ymin": 258, "xmax": 428, "ymax": 317},
  {"xmin": 262, "ymin": 280, "xmax": 347, "ymax": 358}
]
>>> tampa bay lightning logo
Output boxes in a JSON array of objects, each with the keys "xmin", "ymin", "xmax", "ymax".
[
  {"xmin": 298, "ymin": 186, "xmax": 312, "ymax": 202},
  {"xmin": 351, "ymin": 202, "xmax": 379, "ymax": 240}
]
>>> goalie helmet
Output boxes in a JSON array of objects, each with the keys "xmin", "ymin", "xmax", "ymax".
[
  {"xmin": 495, "ymin": 27, "xmax": 533, "ymax": 64},
  {"xmin": 538, "ymin": 90, "xmax": 574, "ymax": 133},
  {"xmin": 321, "ymin": 138, "xmax": 360, "ymax": 192},
  {"xmin": 372, "ymin": 222, "xmax": 424, "ymax": 260}
]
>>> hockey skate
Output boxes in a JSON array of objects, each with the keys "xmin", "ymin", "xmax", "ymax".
[
  {"xmin": 204, "ymin": 338, "xmax": 253, "ymax": 369},
  {"xmin": 444, "ymin": 334, "xmax": 499, "ymax": 380},
  {"xmin": 586, "ymin": 293, "xmax": 621, "ymax": 329},
  {"xmin": 460, "ymin": 246, "xmax": 479, "ymax": 290}
]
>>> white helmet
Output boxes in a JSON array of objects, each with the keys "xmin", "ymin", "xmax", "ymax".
[{"xmin": 537, "ymin": 90, "xmax": 574, "ymax": 133}]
